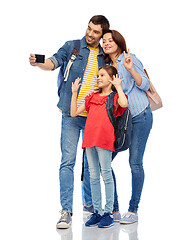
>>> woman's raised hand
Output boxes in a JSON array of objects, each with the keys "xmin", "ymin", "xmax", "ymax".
[
  {"xmin": 72, "ymin": 78, "xmax": 81, "ymax": 93},
  {"xmin": 123, "ymin": 49, "xmax": 133, "ymax": 72}
]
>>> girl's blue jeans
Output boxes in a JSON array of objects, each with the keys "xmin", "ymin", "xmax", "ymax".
[
  {"xmin": 86, "ymin": 147, "xmax": 114, "ymax": 213},
  {"xmin": 112, "ymin": 105, "xmax": 153, "ymax": 213}
]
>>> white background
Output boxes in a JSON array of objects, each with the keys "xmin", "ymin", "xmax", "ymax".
[{"xmin": 0, "ymin": 0, "xmax": 181, "ymax": 239}]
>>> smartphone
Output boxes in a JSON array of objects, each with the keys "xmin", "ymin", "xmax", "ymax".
[{"xmin": 35, "ymin": 54, "xmax": 45, "ymax": 63}]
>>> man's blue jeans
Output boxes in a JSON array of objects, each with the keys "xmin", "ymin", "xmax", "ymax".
[
  {"xmin": 59, "ymin": 114, "xmax": 92, "ymax": 213},
  {"xmin": 112, "ymin": 105, "xmax": 153, "ymax": 213}
]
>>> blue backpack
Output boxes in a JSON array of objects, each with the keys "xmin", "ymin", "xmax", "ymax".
[
  {"xmin": 57, "ymin": 40, "xmax": 80, "ymax": 97},
  {"xmin": 106, "ymin": 92, "xmax": 132, "ymax": 152}
]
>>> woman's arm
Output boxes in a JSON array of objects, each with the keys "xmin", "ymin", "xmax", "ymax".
[
  {"xmin": 123, "ymin": 49, "xmax": 150, "ymax": 90},
  {"xmin": 71, "ymin": 78, "xmax": 86, "ymax": 117},
  {"xmin": 123, "ymin": 49, "xmax": 142, "ymax": 86}
]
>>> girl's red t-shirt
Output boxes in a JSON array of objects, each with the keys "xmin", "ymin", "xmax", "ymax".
[{"xmin": 82, "ymin": 92, "xmax": 127, "ymax": 151}]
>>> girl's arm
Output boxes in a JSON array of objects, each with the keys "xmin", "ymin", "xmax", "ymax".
[
  {"xmin": 117, "ymin": 85, "xmax": 128, "ymax": 108},
  {"xmin": 71, "ymin": 78, "xmax": 86, "ymax": 117},
  {"xmin": 109, "ymin": 76, "xmax": 128, "ymax": 108}
]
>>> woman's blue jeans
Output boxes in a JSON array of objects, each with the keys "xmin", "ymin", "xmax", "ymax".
[
  {"xmin": 86, "ymin": 147, "xmax": 114, "ymax": 213},
  {"xmin": 112, "ymin": 105, "xmax": 153, "ymax": 213},
  {"xmin": 59, "ymin": 114, "xmax": 92, "ymax": 213}
]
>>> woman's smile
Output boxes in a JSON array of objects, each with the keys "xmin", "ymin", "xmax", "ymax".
[{"xmin": 102, "ymin": 32, "xmax": 119, "ymax": 55}]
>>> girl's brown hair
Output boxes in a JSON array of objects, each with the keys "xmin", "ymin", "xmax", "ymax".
[
  {"xmin": 103, "ymin": 30, "xmax": 127, "ymax": 63},
  {"xmin": 99, "ymin": 65, "xmax": 118, "ymax": 92}
]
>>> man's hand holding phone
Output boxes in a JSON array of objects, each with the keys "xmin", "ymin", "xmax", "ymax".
[{"xmin": 29, "ymin": 54, "xmax": 45, "ymax": 66}]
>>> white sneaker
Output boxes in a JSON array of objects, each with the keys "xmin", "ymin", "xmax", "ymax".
[
  {"xmin": 120, "ymin": 212, "xmax": 138, "ymax": 224},
  {"xmin": 56, "ymin": 210, "xmax": 72, "ymax": 229}
]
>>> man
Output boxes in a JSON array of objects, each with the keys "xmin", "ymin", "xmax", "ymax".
[{"xmin": 29, "ymin": 15, "xmax": 110, "ymax": 229}]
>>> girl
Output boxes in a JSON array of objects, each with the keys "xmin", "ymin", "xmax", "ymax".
[
  {"xmin": 102, "ymin": 30, "xmax": 153, "ymax": 224},
  {"xmin": 71, "ymin": 65, "xmax": 128, "ymax": 228}
]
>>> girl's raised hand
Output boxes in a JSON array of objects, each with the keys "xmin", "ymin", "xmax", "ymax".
[
  {"xmin": 72, "ymin": 78, "xmax": 81, "ymax": 93},
  {"xmin": 123, "ymin": 49, "xmax": 133, "ymax": 72},
  {"xmin": 109, "ymin": 74, "xmax": 124, "ymax": 88}
]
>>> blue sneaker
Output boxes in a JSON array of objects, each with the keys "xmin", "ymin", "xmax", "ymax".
[
  {"xmin": 85, "ymin": 211, "xmax": 102, "ymax": 227},
  {"xmin": 98, "ymin": 212, "xmax": 114, "ymax": 228}
]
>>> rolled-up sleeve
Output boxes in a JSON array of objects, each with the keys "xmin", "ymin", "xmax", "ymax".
[
  {"xmin": 48, "ymin": 41, "xmax": 71, "ymax": 70},
  {"xmin": 132, "ymin": 54, "xmax": 150, "ymax": 91},
  {"xmin": 48, "ymin": 56, "xmax": 59, "ymax": 70}
]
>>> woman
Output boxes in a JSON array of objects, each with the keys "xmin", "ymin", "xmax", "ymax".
[{"xmin": 102, "ymin": 30, "xmax": 153, "ymax": 224}]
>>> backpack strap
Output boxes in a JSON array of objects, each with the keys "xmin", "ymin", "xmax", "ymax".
[
  {"xmin": 81, "ymin": 149, "xmax": 85, "ymax": 181},
  {"xmin": 57, "ymin": 40, "xmax": 80, "ymax": 96},
  {"xmin": 64, "ymin": 40, "xmax": 80, "ymax": 82},
  {"xmin": 106, "ymin": 92, "xmax": 117, "ymax": 128},
  {"xmin": 73, "ymin": 39, "xmax": 80, "ymax": 56}
]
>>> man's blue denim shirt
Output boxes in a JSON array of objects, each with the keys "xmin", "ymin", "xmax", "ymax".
[{"xmin": 49, "ymin": 36, "xmax": 105, "ymax": 115}]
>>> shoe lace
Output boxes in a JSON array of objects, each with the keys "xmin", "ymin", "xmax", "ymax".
[
  {"xmin": 60, "ymin": 210, "xmax": 68, "ymax": 221},
  {"xmin": 122, "ymin": 212, "xmax": 136, "ymax": 219},
  {"xmin": 87, "ymin": 212, "xmax": 99, "ymax": 220}
]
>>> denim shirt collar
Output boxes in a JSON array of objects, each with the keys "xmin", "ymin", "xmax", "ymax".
[{"xmin": 81, "ymin": 36, "xmax": 104, "ymax": 55}]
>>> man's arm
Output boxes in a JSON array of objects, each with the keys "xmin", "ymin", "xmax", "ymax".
[{"xmin": 29, "ymin": 54, "xmax": 54, "ymax": 70}]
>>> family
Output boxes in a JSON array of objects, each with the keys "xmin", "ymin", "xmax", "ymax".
[{"xmin": 29, "ymin": 15, "xmax": 153, "ymax": 229}]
